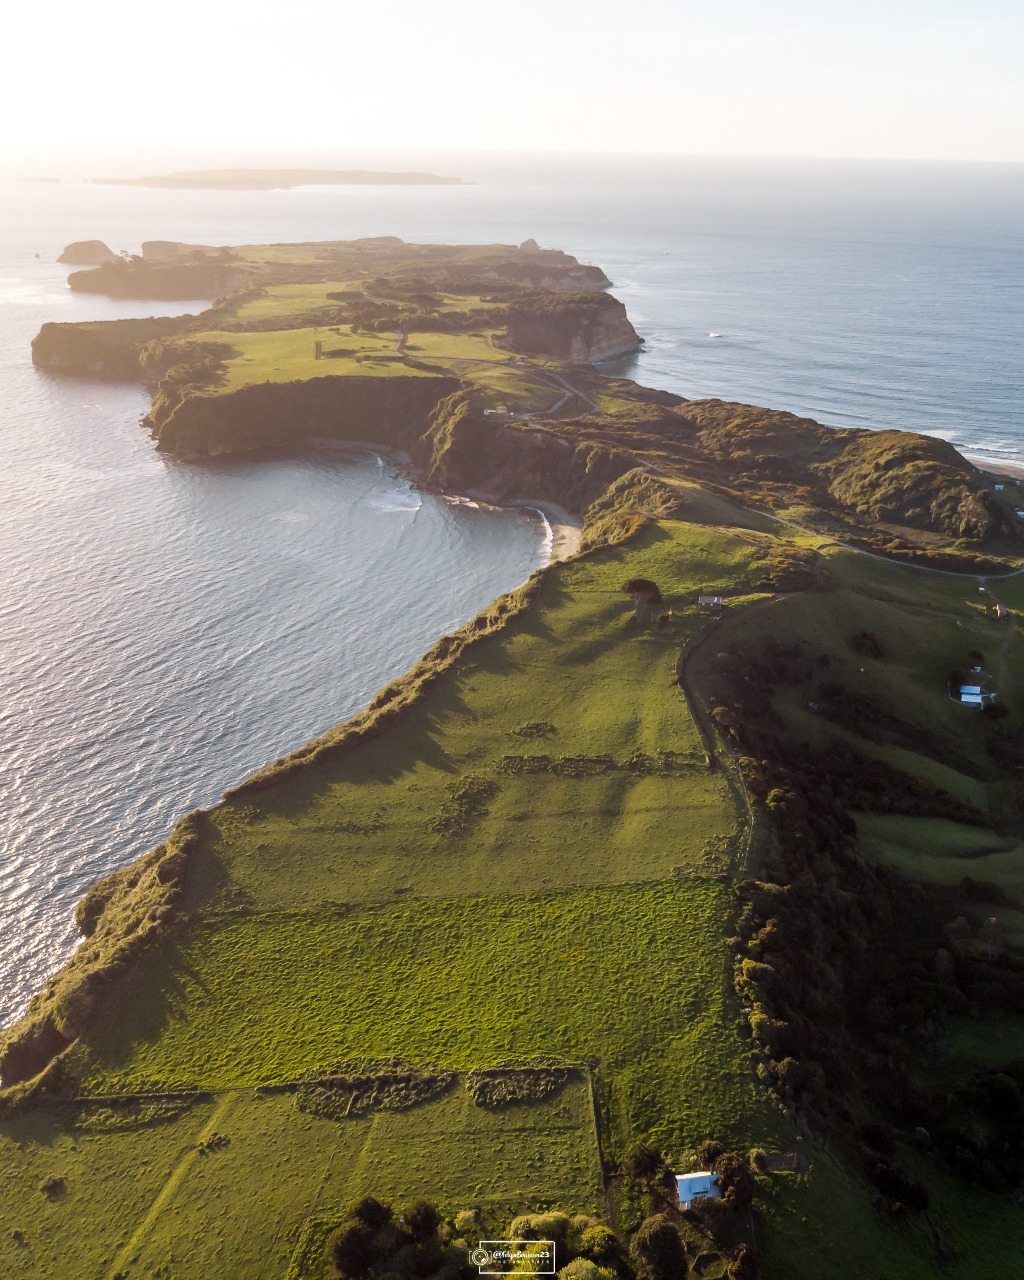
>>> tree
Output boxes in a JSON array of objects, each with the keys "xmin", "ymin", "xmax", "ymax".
[
  {"xmin": 628, "ymin": 1215, "xmax": 686, "ymax": 1280},
  {"xmin": 330, "ymin": 1224, "xmax": 376, "ymax": 1279},
  {"xmin": 726, "ymin": 1244, "xmax": 759, "ymax": 1280},
  {"xmin": 351, "ymin": 1196, "xmax": 393, "ymax": 1231},
  {"xmin": 403, "ymin": 1199, "xmax": 442, "ymax": 1243},
  {"xmin": 623, "ymin": 1142, "xmax": 667, "ymax": 1182},
  {"xmin": 621, "ymin": 578, "xmax": 662, "ymax": 623},
  {"xmin": 577, "ymin": 1225, "xmax": 619, "ymax": 1265},
  {"xmin": 712, "ymin": 1152, "xmax": 755, "ymax": 1208}
]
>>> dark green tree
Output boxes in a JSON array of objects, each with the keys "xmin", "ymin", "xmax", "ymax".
[
  {"xmin": 621, "ymin": 578, "xmax": 663, "ymax": 622},
  {"xmin": 351, "ymin": 1196, "xmax": 394, "ymax": 1231},
  {"xmin": 403, "ymin": 1199, "xmax": 442, "ymax": 1243},
  {"xmin": 629, "ymin": 1214, "xmax": 686, "ymax": 1280},
  {"xmin": 330, "ymin": 1223, "xmax": 376, "ymax": 1279}
]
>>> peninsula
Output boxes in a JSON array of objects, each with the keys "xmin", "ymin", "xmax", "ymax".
[
  {"xmin": 5, "ymin": 238, "xmax": 1024, "ymax": 1280},
  {"xmin": 94, "ymin": 168, "xmax": 464, "ymax": 190}
]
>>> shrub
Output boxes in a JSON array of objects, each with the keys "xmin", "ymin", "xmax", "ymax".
[
  {"xmin": 628, "ymin": 1215, "xmax": 685, "ymax": 1280},
  {"xmin": 557, "ymin": 1261, "xmax": 615, "ymax": 1280},
  {"xmin": 352, "ymin": 1197, "xmax": 394, "ymax": 1230},
  {"xmin": 850, "ymin": 631, "xmax": 885, "ymax": 660},
  {"xmin": 694, "ymin": 1139, "xmax": 725, "ymax": 1167},
  {"xmin": 330, "ymin": 1223, "xmax": 376, "ymax": 1279},
  {"xmin": 404, "ymin": 1200, "xmax": 442, "ymax": 1243},
  {"xmin": 712, "ymin": 1152, "xmax": 755, "ymax": 1208},
  {"xmin": 727, "ymin": 1243, "xmax": 760, "ymax": 1280},
  {"xmin": 509, "ymin": 1213, "xmax": 571, "ymax": 1246},
  {"xmin": 454, "ymin": 1210, "xmax": 482, "ymax": 1236},
  {"xmin": 466, "ymin": 1065, "xmax": 573, "ymax": 1108},
  {"xmin": 576, "ymin": 1225, "xmax": 619, "ymax": 1265},
  {"xmin": 623, "ymin": 1142, "xmax": 667, "ymax": 1182}
]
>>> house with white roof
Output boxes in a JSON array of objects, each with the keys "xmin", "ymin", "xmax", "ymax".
[{"xmin": 675, "ymin": 1171, "xmax": 721, "ymax": 1210}]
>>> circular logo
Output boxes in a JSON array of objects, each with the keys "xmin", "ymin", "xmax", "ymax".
[{"xmin": 470, "ymin": 1248, "xmax": 491, "ymax": 1268}]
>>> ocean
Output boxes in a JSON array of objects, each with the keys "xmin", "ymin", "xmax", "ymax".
[{"xmin": 1, "ymin": 154, "xmax": 1021, "ymax": 1026}]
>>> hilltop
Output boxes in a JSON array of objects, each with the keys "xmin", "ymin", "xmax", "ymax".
[{"xmin": 5, "ymin": 238, "xmax": 1024, "ymax": 1280}]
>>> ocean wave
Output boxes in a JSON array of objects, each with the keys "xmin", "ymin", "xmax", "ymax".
[
  {"xmin": 372, "ymin": 501, "xmax": 423, "ymax": 514},
  {"xmin": 524, "ymin": 506, "xmax": 555, "ymax": 561}
]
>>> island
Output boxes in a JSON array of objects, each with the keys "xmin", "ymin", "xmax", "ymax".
[
  {"xmin": 4, "ymin": 238, "xmax": 1024, "ymax": 1280},
  {"xmin": 94, "ymin": 168, "xmax": 465, "ymax": 190}
]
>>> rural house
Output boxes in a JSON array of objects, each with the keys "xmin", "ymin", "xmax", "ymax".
[{"xmin": 675, "ymin": 1171, "xmax": 721, "ymax": 1209}]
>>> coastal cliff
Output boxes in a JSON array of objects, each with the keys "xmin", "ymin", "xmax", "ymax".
[
  {"xmin": 32, "ymin": 316, "xmax": 194, "ymax": 381},
  {"xmin": 498, "ymin": 292, "xmax": 640, "ymax": 361},
  {"xmin": 6, "ymin": 237, "xmax": 1024, "ymax": 1279},
  {"xmin": 148, "ymin": 374, "xmax": 460, "ymax": 457},
  {"xmin": 68, "ymin": 259, "xmax": 248, "ymax": 300},
  {"xmin": 57, "ymin": 239, "xmax": 119, "ymax": 265}
]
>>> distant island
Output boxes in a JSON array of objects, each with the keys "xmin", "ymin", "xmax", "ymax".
[
  {"xmin": 6, "ymin": 236, "xmax": 1024, "ymax": 1280},
  {"xmin": 94, "ymin": 168, "xmax": 465, "ymax": 190}
]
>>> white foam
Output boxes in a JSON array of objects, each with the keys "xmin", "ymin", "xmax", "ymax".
[{"xmin": 526, "ymin": 506, "xmax": 555, "ymax": 561}]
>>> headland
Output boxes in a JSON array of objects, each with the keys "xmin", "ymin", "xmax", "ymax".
[{"xmin": 5, "ymin": 236, "xmax": 1024, "ymax": 1280}]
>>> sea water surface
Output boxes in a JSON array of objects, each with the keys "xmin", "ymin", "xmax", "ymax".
[{"xmin": 1, "ymin": 155, "xmax": 1022, "ymax": 1025}]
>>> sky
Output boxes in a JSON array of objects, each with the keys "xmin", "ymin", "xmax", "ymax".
[{"xmin": 4, "ymin": 0, "xmax": 1023, "ymax": 167}]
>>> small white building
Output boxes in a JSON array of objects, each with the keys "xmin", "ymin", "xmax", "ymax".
[{"xmin": 675, "ymin": 1171, "xmax": 721, "ymax": 1210}]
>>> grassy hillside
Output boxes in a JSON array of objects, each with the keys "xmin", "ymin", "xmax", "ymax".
[
  {"xmin": 0, "ymin": 513, "xmax": 792, "ymax": 1278},
  {"xmin": 14, "ymin": 237, "xmax": 1024, "ymax": 1279},
  {"xmin": 4, "ymin": 480, "xmax": 1024, "ymax": 1278},
  {"xmin": 35, "ymin": 239, "xmax": 1023, "ymax": 560}
]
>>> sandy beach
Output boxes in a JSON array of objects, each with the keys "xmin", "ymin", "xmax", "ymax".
[
  {"xmin": 969, "ymin": 456, "xmax": 1024, "ymax": 482},
  {"xmin": 521, "ymin": 498, "xmax": 583, "ymax": 562}
]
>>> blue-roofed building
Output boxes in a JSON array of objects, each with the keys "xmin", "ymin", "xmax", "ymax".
[{"xmin": 675, "ymin": 1171, "xmax": 721, "ymax": 1209}]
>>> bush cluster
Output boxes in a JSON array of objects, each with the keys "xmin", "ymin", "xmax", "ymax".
[
  {"xmin": 465, "ymin": 1064, "xmax": 574, "ymax": 1109},
  {"xmin": 429, "ymin": 775, "xmax": 498, "ymax": 835},
  {"xmin": 328, "ymin": 1197, "xmax": 469, "ymax": 1280},
  {"xmin": 296, "ymin": 1066, "xmax": 455, "ymax": 1121},
  {"xmin": 708, "ymin": 638, "xmax": 1024, "ymax": 1198}
]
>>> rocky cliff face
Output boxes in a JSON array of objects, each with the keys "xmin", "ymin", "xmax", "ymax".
[
  {"xmin": 68, "ymin": 260, "xmax": 247, "ymax": 300},
  {"xmin": 498, "ymin": 293, "xmax": 640, "ymax": 363},
  {"xmin": 482, "ymin": 261, "xmax": 611, "ymax": 290},
  {"xmin": 31, "ymin": 318, "xmax": 192, "ymax": 381},
  {"xmin": 141, "ymin": 240, "xmax": 196, "ymax": 260},
  {"xmin": 148, "ymin": 374, "xmax": 460, "ymax": 457},
  {"xmin": 57, "ymin": 240, "xmax": 119, "ymax": 265},
  {"xmin": 419, "ymin": 392, "xmax": 639, "ymax": 511}
]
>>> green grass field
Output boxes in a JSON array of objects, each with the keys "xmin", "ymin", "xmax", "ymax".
[
  {"xmin": 4, "ymin": 492, "xmax": 1023, "ymax": 1278},
  {"xmin": 0, "ymin": 1083, "xmax": 602, "ymax": 1280},
  {"xmin": 757, "ymin": 1137, "xmax": 1024, "ymax": 1280},
  {"xmin": 697, "ymin": 543, "xmax": 1024, "ymax": 812},
  {"xmin": 0, "ymin": 517, "xmax": 790, "ymax": 1277},
  {"xmin": 78, "ymin": 879, "xmax": 769, "ymax": 1155},
  {"xmin": 857, "ymin": 814, "xmax": 1024, "ymax": 891}
]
